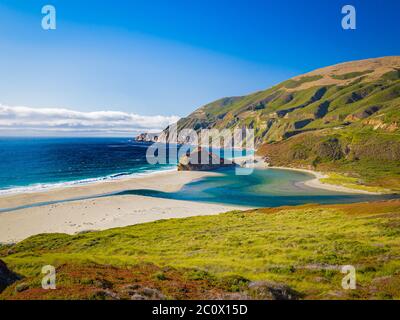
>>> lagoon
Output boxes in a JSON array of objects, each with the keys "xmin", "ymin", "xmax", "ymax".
[{"xmin": 116, "ymin": 168, "xmax": 398, "ymax": 208}]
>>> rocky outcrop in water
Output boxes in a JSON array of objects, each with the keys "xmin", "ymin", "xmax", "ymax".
[
  {"xmin": 178, "ymin": 147, "xmax": 237, "ymax": 171},
  {"xmin": 135, "ymin": 133, "xmax": 160, "ymax": 142}
]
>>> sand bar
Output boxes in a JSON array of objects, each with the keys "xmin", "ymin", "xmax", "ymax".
[
  {"xmin": 0, "ymin": 163, "xmax": 381, "ymax": 244},
  {"xmin": 0, "ymin": 170, "xmax": 250, "ymax": 243},
  {"xmin": 268, "ymin": 166, "xmax": 382, "ymax": 195}
]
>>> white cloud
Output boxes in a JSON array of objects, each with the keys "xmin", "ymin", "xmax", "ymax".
[{"xmin": 0, "ymin": 104, "xmax": 180, "ymax": 136}]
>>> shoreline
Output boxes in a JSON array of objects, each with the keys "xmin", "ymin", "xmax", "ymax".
[
  {"xmin": 0, "ymin": 161, "xmax": 384, "ymax": 244},
  {"xmin": 0, "ymin": 169, "xmax": 221, "ymax": 210},
  {"xmin": 0, "ymin": 166, "xmax": 178, "ymax": 197},
  {"xmin": 267, "ymin": 166, "xmax": 383, "ymax": 195},
  {"xmin": 0, "ymin": 145, "xmax": 254, "ymax": 197},
  {"xmin": 250, "ymin": 155, "xmax": 383, "ymax": 195},
  {"xmin": 0, "ymin": 169, "xmax": 251, "ymax": 244},
  {"xmin": 1, "ymin": 152, "xmax": 378, "ymax": 198}
]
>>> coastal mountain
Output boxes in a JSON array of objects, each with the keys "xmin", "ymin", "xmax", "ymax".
[{"xmin": 159, "ymin": 56, "xmax": 400, "ymax": 191}]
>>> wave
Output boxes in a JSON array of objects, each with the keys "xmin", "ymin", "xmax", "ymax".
[{"xmin": 0, "ymin": 166, "xmax": 177, "ymax": 196}]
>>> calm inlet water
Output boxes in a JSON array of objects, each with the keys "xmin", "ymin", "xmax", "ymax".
[
  {"xmin": 0, "ymin": 137, "xmax": 397, "ymax": 209},
  {"xmin": 119, "ymin": 168, "xmax": 397, "ymax": 208}
]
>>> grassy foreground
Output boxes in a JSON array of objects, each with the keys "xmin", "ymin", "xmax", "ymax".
[{"xmin": 1, "ymin": 200, "xmax": 400, "ymax": 300}]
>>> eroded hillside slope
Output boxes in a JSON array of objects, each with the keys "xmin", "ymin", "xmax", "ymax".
[{"xmin": 160, "ymin": 57, "xmax": 400, "ymax": 190}]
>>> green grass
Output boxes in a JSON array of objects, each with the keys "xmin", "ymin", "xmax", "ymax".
[
  {"xmin": 1, "ymin": 201, "xmax": 400, "ymax": 299},
  {"xmin": 320, "ymin": 173, "xmax": 389, "ymax": 193},
  {"xmin": 316, "ymin": 159, "xmax": 400, "ymax": 193},
  {"xmin": 257, "ymin": 126, "xmax": 400, "ymax": 192},
  {"xmin": 382, "ymin": 69, "xmax": 400, "ymax": 81}
]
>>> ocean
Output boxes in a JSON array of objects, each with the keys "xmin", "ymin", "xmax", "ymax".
[
  {"xmin": 0, "ymin": 137, "xmax": 177, "ymax": 194},
  {"xmin": 0, "ymin": 137, "xmax": 249, "ymax": 195},
  {"xmin": 0, "ymin": 137, "xmax": 398, "ymax": 210}
]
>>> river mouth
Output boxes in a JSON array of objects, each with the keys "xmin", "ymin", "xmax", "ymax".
[
  {"xmin": 1, "ymin": 168, "xmax": 398, "ymax": 213},
  {"xmin": 114, "ymin": 168, "xmax": 399, "ymax": 208}
]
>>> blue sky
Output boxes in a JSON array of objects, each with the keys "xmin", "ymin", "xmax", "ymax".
[{"xmin": 0, "ymin": 0, "xmax": 399, "ymax": 135}]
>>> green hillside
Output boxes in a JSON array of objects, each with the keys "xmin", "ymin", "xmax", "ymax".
[
  {"xmin": 160, "ymin": 57, "xmax": 400, "ymax": 191},
  {"xmin": 1, "ymin": 200, "xmax": 399, "ymax": 300}
]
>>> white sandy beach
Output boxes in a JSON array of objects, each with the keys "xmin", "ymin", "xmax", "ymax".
[
  {"xmin": 0, "ymin": 170, "xmax": 250, "ymax": 244},
  {"xmin": 0, "ymin": 162, "xmax": 380, "ymax": 244}
]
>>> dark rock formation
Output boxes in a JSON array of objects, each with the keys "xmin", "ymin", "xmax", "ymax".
[
  {"xmin": 178, "ymin": 147, "xmax": 237, "ymax": 171},
  {"xmin": 135, "ymin": 133, "xmax": 159, "ymax": 142},
  {"xmin": 0, "ymin": 259, "xmax": 20, "ymax": 293},
  {"xmin": 121, "ymin": 284, "xmax": 166, "ymax": 300},
  {"xmin": 248, "ymin": 281, "xmax": 301, "ymax": 300}
]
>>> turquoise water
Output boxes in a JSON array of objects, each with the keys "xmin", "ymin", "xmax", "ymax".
[
  {"xmin": 0, "ymin": 137, "xmax": 397, "ymax": 211},
  {"xmin": 116, "ymin": 168, "xmax": 398, "ymax": 208},
  {"xmin": 0, "ymin": 137, "xmax": 250, "ymax": 195}
]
